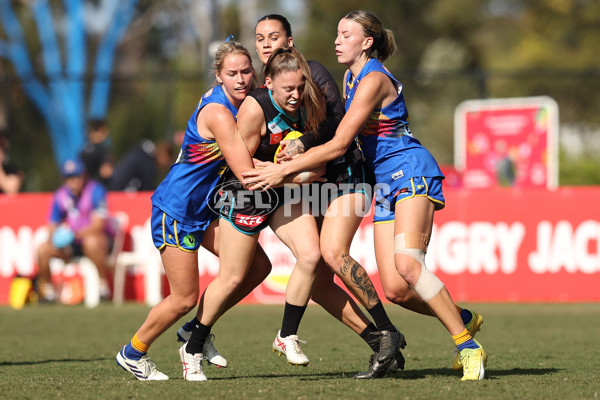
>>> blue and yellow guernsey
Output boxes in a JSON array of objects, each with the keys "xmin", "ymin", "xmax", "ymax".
[
  {"xmin": 344, "ymin": 58, "xmax": 443, "ymax": 183},
  {"xmin": 151, "ymin": 85, "xmax": 236, "ymax": 227}
]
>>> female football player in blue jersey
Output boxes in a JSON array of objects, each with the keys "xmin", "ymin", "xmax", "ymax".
[
  {"xmin": 115, "ymin": 40, "xmax": 267, "ymax": 381},
  {"xmin": 242, "ymin": 10, "xmax": 487, "ymax": 381}
]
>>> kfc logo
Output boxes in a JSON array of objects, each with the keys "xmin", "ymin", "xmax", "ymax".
[{"xmin": 235, "ymin": 214, "xmax": 267, "ymax": 227}]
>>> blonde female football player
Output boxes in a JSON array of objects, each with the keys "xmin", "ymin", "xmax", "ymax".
[
  {"xmin": 242, "ymin": 10, "xmax": 487, "ymax": 381},
  {"xmin": 115, "ymin": 40, "xmax": 268, "ymax": 381}
]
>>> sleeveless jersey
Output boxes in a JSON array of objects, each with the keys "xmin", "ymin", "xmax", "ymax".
[
  {"xmin": 303, "ymin": 60, "xmax": 366, "ymax": 185},
  {"xmin": 219, "ymin": 87, "xmax": 304, "ymax": 233},
  {"xmin": 151, "ymin": 85, "xmax": 236, "ymax": 226},
  {"xmin": 222, "ymin": 86, "xmax": 304, "ymax": 201},
  {"xmin": 344, "ymin": 58, "xmax": 443, "ymax": 182},
  {"xmin": 250, "ymin": 87, "xmax": 306, "ymax": 162}
]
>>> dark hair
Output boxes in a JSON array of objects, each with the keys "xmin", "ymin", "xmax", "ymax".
[
  {"xmin": 256, "ymin": 14, "xmax": 292, "ymax": 38},
  {"xmin": 264, "ymin": 47, "xmax": 325, "ymax": 133},
  {"xmin": 342, "ymin": 10, "xmax": 397, "ymax": 62},
  {"xmin": 88, "ymin": 119, "xmax": 106, "ymax": 132}
]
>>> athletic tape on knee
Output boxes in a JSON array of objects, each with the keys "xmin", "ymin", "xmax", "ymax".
[
  {"xmin": 394, "ymin": 232, "xmax": 430, "ymax": 252},
  {"xmin": 413, "ymin": 262, "xmax": 444, "ymax": 301},
  {"xmin": 394, "ymin": 233, "xmax": 444, "ymax": 301}
]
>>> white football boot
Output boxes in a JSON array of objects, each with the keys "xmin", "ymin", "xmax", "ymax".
[
  {"xmin": 203, "ymin": 334, "xmax": 227, "ymax": 368},
  {"xmin": 176, "ymin": 323, "xmax": 227, "ymax": 368},
  {"xmin": 272, "ymin": 330, "xmax": 309, "ymax": 366},
  {"xmin": 116, "ymin": 345, "xmax": 168, "ymax": 381},
  {"xmin": 179, "ymin": 343, "xmax": 207, "ymax": 381}
]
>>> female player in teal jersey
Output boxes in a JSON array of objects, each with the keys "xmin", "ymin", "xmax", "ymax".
[
  {"xmin": 242, "ymin": 10, "xmax": 487, "ymax": 381},
  {"xmin": 115, "ymin": 40, "xmax": 267, "ymax": 381}
]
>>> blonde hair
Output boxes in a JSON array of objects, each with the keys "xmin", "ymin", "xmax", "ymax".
[
  {"xmin": 263, "ymin": 47, "xmax": 326, "ymax": 133},
  {"xmin": 211, "ymin": 41, "xmax": 259, "ymax": 89},
  {"xmin": 343, "ymin": 10, "xmax": 396, "ymax": 62}
]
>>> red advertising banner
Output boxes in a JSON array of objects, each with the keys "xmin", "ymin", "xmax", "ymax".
[
  {"xmin": 1, "ymin": 187, "xmax": 599, "ymax": 305},
  {"xmin": 455, "ymin": 96, "xmax": 559, "ymax": 190}
]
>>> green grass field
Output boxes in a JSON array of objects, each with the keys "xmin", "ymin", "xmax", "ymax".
[{"xmin": 1, "ymin": 303, "xmax": 599, "ymax": 400}]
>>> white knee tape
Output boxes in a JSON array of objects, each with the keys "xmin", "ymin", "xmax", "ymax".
[
  {"xmin": 394, "ymin": 233, "xmax": 444, "ymax": 301},
  {"xmin": 413, "ymin": 263, "xmax": 444, "ymax": 301}
]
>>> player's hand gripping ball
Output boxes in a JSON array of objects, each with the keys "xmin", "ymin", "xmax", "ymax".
[{"xmin": 274, "ymin": 130, "xmax": 303, "ymax": 163}]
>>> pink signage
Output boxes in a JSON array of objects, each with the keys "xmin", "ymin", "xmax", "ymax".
[{"xmin": 455, "ymin": 96, "xmax": 558, "ymax": 189}]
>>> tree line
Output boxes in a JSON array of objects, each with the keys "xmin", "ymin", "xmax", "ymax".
[{"xmin": 1, "ymin": 0, "xmax": 598, "ymax": 191}]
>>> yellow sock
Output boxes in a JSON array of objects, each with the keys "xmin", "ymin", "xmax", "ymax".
[
  {"xmin": 131, "ymin": 333, "xmax": 150, "ymax": 354},
  {"xmin": 452, "ymin": 329, "xmax": 472, "ymax": 347}
]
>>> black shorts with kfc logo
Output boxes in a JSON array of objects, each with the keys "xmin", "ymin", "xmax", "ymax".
[{"xmin": 218, "ymin": 179, "xmax": 283, "ymax": 234}]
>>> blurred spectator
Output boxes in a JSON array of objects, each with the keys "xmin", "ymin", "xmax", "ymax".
[
  {"xmin": 36, "ymin": 158, "xmax": 112, "ymax": 303},
  {"xmin": 0, "ymin": 130, "xmax": 24, "ymax": 195},
  {"xmin": 79, "ymin": 119, "xmax": 114, "ymax": 187},
  {"xmin": 109, "ymin": 139, "xmax": 174, "ymax": 192}
]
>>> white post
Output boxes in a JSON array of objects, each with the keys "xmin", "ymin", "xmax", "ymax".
[{"xmin": 81, "ymin": 258, "xmax": 100, "ymax": 308}]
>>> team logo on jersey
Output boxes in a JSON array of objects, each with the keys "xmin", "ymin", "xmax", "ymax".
[
  {"xmin": 391, "ymin": 170, "xmax": 404, "ymax": 180},
  {"xmin": 267, "ymin": 120, "xmax": 284, "ymax": 144},
  {"xmin": 269, "ymin": 132, "xmax": 283, "ymax": 145}
]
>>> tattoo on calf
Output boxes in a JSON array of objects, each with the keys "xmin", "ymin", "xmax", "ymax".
[{"xmin": 341, "ymin": 253, "xmax": 379, "ymax": 307}]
